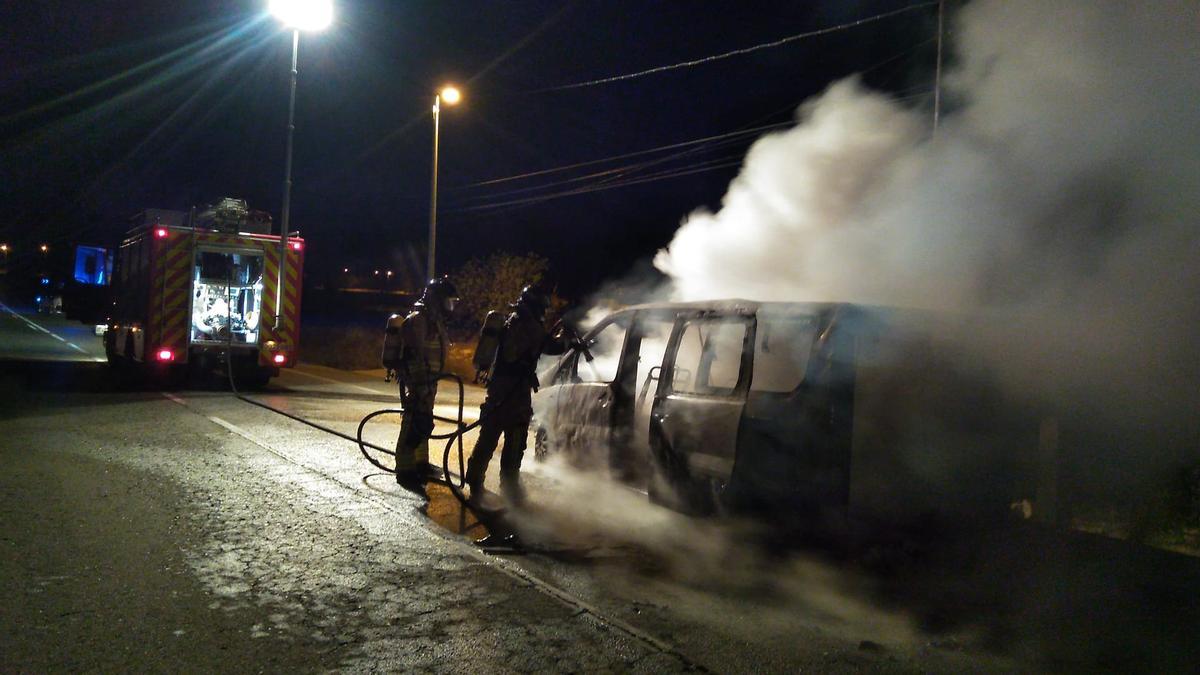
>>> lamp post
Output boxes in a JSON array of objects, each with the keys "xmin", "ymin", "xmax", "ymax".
[
  {"xmin": 427, "ymin": 85, "xmax": 461, "ymax": 279},
  {"xmin": 268, "ymin": 0, "xmax": 332, "ymax": 330}
]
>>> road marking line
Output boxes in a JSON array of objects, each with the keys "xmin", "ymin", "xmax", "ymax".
[
  {"xmin": 206, "ymin": 415, "xmax": 258, "ymax": 442},
  {"xmin": 159, "ymin": 391, "xmax": 690, "ymax": 666},
  {"xmin": 0, "ymin": 301, "xmax": 93, "ymax": 354},
  {"xmin": 288, "ymin": 366, "xmax": 384, "ymax": 396}
]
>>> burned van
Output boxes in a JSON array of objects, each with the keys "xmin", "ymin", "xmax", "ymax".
[{"xmin": 533, "ymin": 301, "xmax": 1044, "ymax": 528}]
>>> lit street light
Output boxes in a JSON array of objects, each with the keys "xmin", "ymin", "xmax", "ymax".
[
  {"xmin": 268, "ymin": 0, "xmax": 332, "ymax": 331},
  {"xmin": 40, "ymin": 244, "xmax": 49, "ymax": 253},
  {"xmin": 427, "ymin": 85, "xmax": 462, "ymax": 279}
]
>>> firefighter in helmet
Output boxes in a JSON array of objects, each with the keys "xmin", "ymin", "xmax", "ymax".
[
  {"xmin": 387, "ymin": 276, "xmax": 458, "ymax": 488},
  {"xmin": 465, "ymin": 282, "xmax": 569, "ymax": 504}
]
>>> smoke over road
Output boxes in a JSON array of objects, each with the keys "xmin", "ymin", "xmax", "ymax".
[{"xmin": 655, "ymin": 0, "xmax": 1200, "ymax": 493}]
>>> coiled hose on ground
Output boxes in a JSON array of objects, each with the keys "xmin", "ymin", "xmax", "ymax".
[{"xmin": 223, "ymin": 339, "xmax": 514, "ymax": 513}]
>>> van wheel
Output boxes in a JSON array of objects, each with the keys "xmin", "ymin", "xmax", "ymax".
[{"xmin": 533, "ymin": 427, "xmax": 550, "ymax": 462}]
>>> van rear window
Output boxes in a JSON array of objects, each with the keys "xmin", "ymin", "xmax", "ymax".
[{"xmin": 751, "ymin": 314, "xmax": 816, "ymax": 393}]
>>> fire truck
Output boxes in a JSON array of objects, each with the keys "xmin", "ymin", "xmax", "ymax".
[{"xmin": 102, "ymin": 199, "xmax": 304, "ymax": 386}]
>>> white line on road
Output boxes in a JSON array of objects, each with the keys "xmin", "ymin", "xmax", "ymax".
[
  {"xmin": 287, "ymin": 366, "xmax": 384, "ymax": 396},
  {"xmin": 0, "ymin": 301, "xmax": 96, "ymax": 356},
  {"xmin": 159, "ymin": 391, "xmax": 690, "ymax": 666},
  {"xmin": 206, "ymin": 414, "xmax": 261, "ymax": 444},
  {"xmin": 285, "ymin": 366, "xmax": 480, "ymax": 422}
]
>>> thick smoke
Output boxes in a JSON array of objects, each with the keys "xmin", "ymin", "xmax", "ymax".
[{"xmin": 655, "ymin": 0, "xmax": 1200, "ymax": 486}]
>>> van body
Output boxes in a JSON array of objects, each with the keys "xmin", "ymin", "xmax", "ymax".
[{"xmin": 534, "ymin": 301, "xmax": 1041, "ymax": 526}]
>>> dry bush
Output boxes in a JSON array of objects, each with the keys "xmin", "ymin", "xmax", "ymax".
[{"xmin": 300, "ymin": 324, "xmax": 381, "ymax": 370}]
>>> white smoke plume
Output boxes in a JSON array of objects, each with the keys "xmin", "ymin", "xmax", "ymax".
[{"xmin": 655, "ymin": 0, "xmax": 1200, "ymax": 478}]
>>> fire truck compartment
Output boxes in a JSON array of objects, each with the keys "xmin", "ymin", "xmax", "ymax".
[{"xmin": 191, "ymin": 250, "xmax": 264, "ymax": 345}]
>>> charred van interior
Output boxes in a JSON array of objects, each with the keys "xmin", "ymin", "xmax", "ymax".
[{"xmin": 534, "ymin": 301, "xmax": 1041, "ymax": 535}]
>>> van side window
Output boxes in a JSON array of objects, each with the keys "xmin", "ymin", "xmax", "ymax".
[
  {"xmin": 671, "ymin": 318, "xmax": 747, "ymax": 396},
  {"xmin": 751, "ymin": 314, "xmax": 816, "ymax": 393},
  {"xmin": 574, "ymin": 318, "xmax": 629, "ymax": 384}
]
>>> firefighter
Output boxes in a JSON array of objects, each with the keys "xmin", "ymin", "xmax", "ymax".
[
  {"xmin": 465, "ymin": 283, "xmax": 569, "ymax": 504},
  {"xmin": 392, "ymin": 276, "xmax": 458, "ymax": 488}
]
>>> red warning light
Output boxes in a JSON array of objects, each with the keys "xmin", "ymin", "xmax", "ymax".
[
  {"xmin": 272, "ymin": 353, "xmax": 287, "ymax": 365},
  {"xmin": 154, "ymin": 227, "xmax": 169, "ymax": 239},
  {"xmin": 290, "ymin": 241, "xmax": 303, "ymax": 252},
  {"xmin": 156, "ymin": 349, "xmax": 174, "ymax": 362}
]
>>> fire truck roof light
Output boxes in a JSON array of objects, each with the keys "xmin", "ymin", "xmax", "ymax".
[
  {"xmin": 156, "ymin": 349, "xmax": 174, "ymax": 362},
  {"xmin": 290, "ymin": 241, "xmax": 302, "ymax": 251},
  {"xmin": 154, "ymin": 227, "xmax": 169, "ymax": 238},
  {"xmin": 272, "ymin": 353, "xmax": 287, "ymax": 365}
]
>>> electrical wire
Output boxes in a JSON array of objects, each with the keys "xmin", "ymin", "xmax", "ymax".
[
  {"xmin": 450, "ymin": 122, "xmax": 790, "ymax": 191},
  {"xmin": 448, "ymin": 156, "xmax": 745, "ymax": 213},
  {"xmin": 453, "ymin": 131, "xmax": 767, "ymax": 204},
  {"xmin": 446, "ymin": 35, "xmax": 939, "ymax": 212},
  {"xmin": 530, "ymin": 1, "xmax": 938, "ymax": 92}
]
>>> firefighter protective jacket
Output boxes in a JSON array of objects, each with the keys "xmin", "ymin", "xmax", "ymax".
[
  {"xmin": 399, "ymin": 305, "xmax": 448, "ymax": 380},
  {"xmin": 491, "ymin": 305, "xmax": 567, "ymax": 383}
]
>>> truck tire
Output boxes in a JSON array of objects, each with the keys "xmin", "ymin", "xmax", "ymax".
[
  {"xmin": 234, "ymin": 364, "xmax": 273, "ymax": 390},
  {"xmin": 104, "ymin": 331, "xmax": 122, "ymax": 368}
]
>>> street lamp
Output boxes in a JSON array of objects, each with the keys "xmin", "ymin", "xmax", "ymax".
[
  {"xmin": 39, "ymin": 244, "xmax": 49, "ymax": 253},
  {"xmin": 268, "ymin": 0, "xmax": 332, "ymax": 331},
  {"xmin": 427, "ymin": 85, "xmax": 462, "ymax": 279}
]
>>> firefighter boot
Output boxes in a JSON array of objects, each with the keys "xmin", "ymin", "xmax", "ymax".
[{"xmin": 500, "ymin": 476, "xmax": 526, "ymax": 506}]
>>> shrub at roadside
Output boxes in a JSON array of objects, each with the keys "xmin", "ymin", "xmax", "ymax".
[{"xmin": 302, "ymin": 323, "xmax": 477, "ymax": 382}]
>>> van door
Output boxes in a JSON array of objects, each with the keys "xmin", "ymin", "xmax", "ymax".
[
  {"xmin": 612, "ymin": 309, "xmax": 677, "ymax": 484},
  {"xmin": 544, "ymin": 314, "xmax": 631, "ymax": 470},
  {"xmin": 649, "ymin": 310, "xmax": 754, "ymax": 509}
]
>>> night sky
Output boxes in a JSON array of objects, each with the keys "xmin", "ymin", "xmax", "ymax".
[{"xmin": 1, "ymin": 1, "xmax": 941, "ymax": 297}]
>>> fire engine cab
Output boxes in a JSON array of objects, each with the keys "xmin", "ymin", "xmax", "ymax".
[{"xmin": 103, "ymin": 199, "xmax": 304, "ymax": 386}]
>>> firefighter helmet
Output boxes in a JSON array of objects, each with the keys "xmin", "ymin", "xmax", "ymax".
[
  {"xmin": 515, "ymin": 282, "xmax": 551, "ymax": 316},
  {"xmin": 421, "ymin": 276, "xmax": 459, "ymax": 313}
]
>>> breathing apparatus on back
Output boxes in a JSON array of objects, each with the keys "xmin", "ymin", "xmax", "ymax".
[
  {"xmin": 381, "ymin": 276, "xmax": 459, "ymax": 382},
  {"xmin": 471, "ymin": 283, "xmax": 555, "ymax": 384}
]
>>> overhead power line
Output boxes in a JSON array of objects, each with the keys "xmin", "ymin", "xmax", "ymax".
[
  {"xmin": 451, "ymin": 121, "xmax": 790, "ymax": 190},
  {"xmin": 448, "ymin": 156, "xmax": 746, "ymax": 214},
  {"xmin": 532, "ymin": 1, "xmax": 937, "ymax": 92}
]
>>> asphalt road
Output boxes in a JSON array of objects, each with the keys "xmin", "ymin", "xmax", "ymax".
[{"xmin": 2, "ymin": 303, "xmax": 1198, "ymax": 673}]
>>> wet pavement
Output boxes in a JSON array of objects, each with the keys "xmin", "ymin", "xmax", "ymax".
[{"xmin": 3, "ymin": 305, "xmax": 1199, "ymax": 672}]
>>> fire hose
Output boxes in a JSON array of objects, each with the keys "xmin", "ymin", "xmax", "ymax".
[
  {"xmin": 222, "ymin": 308, "xmax": 590, "ymax": 533},
  {"xmin": 353, "ymin": 372, "xmax": 483, "ymax": 505}
]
